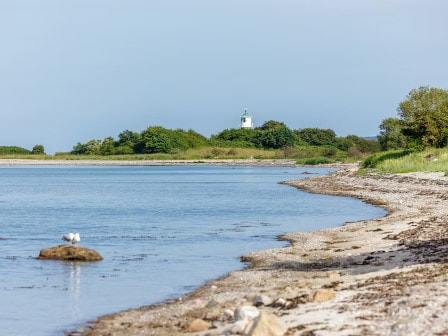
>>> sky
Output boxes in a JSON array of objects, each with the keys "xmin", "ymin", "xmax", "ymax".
[{"xmin": 1, "ymin": 0, "xmax": 448, "ymax": 153}]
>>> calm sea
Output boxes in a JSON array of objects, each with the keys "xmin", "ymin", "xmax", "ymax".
[{"xmin": 0, "ymin": 166, "xmax": 385, "ymax": 335}]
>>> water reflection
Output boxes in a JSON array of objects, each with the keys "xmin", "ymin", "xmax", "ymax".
[{"xmin": 66, "ymin": 262, "xmax": 82, "ymax": 319}]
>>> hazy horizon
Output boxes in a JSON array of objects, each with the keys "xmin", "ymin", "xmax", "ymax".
[{"xmin": 1, "ymin": 0, "xmax": 448, "ymax": 153}]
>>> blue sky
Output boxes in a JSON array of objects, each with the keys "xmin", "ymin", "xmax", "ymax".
[{"xmin": 1, "ymin": 0, "xmax": 447, "ymax": 153}]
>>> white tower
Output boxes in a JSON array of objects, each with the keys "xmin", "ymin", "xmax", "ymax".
[{"xmin": 240, "ymin": 108, "xmax": 253, "ymax": 129}]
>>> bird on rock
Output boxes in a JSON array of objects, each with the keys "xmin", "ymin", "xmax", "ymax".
[
  {"xmin": 72, "ymin": 233, "xmax": 81, "ymax": 245},
  {"xmin": 62, "ymin": 233, "xmax": 75, "ymax": 244}
]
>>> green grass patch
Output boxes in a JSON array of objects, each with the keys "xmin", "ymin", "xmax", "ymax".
[
  {"xmin": 363, "ymin": 148, "xmax": 448, "ymax": 173},
  {"xmin": 362, "ymin": 150, "xmax": 410, "ymax": 168}
]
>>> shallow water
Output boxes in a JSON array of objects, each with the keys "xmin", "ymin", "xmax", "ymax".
[{"xmin": 0, "ymin": 166, "xmax": 386, "ymax": 335}]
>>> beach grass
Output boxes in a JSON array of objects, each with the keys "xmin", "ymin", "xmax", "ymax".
[
  {"xmin": 362, "ymin": 148, "xmax": 448, "ymax": 173},
  {"xmin": 0, "ymin": 146, "xmax": 362, "ymax": 162},
  {"xmin": 0, "ymin": 147, "xmax": 280, "ymax": 161}
]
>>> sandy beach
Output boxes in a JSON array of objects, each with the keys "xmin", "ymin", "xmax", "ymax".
[{"xmin": 62, "ymin": 165, "xmax": 448, "ymax": 336}]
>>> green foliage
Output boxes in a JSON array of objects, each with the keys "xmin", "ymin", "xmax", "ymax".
[
  {"xmin": 257, "ymin": 120, "xmax": 286, "ymax": 130},
  {"xmin": 254, "ymin": 120, "xmax": 295, "ymax": 149},
  {"xmin": 100, "ymin": 137, "xmax": 116, "ymax": 155},
  {"xmin": 31, "ymin": 145, "xmax": 45, "ymax": 154},
  {"xmin": 211, "ymin": 121, "xmax": 295, "ymax": 149},
  {"xmin": 117, "ymin": 130, "xmax": 142, "ymax": 152},
  {"xmin": 71, "ymin": 142, "xmax": 87, "ymax": 155},
  {"xmin": 335, "ymin": 135, "xmax": 381, "ymax": 154},
  {"xmin": 84, "ymin": 139, "xmax": 102, "ymax": 155},
  {"xmin": 0, "ymin": 146, "xmax": 31, "ymax": 155},
  {"xmin": 211, "ymin": 128, "xmax": 256, "ymax": 148},
  {"xmin": 114, "ymin": 145, "xmax": 134, "ymax": 155},
  {"xmin": 378, "ymin": 118, "xmax": 407, "ymax": 150},
  {"xmin": 295, "ymin": 128, "xmax": 336, "ymax": 146},
  {"xmin": 141, "ymin": 127, "xmax": 176, "ymax": 153},
  {"xmin": 67, "ymin": 119, "xmax": 378, "ymax": 160},
  {"xmin": 399, "ymin": 86, "xmax": 448, "ymax": 148},
  {"xmin": 71, "ymin": 126, "xmax": 207, "ymax": 155}
]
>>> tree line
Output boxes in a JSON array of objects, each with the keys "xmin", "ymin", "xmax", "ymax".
[{"xmin": 70, "ymin": 120, "xmax": 380, "ymax": 156}]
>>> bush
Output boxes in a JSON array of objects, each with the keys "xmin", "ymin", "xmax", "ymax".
[
  {"xmin": 31, "ymin": 145, "xmax": 45, "ymax": 154},
  {"xmin": 0, "ymin": 146, "xmax": 31, "ymax": 155},
  {"xmin": 347, "ymin": 146, "xmax": 363, "ymax": 157},
  {"xmin": 294, "ymin": 128, "xmax": 337, "ymax": 146},
  {"xmin": 254, "ymin": 120, "xmax": 295, "ymax": 149},
  {"xmin": 211, "ymin": 128, "xmax": 256, "ymax": 145}
]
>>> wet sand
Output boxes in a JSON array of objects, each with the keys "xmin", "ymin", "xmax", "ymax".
[{"xmin": 68, "ymin": 166, "xmax": 448, "ymax": 335}]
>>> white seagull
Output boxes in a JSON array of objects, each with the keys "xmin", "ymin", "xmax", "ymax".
[
  {"xmin": 62, "ymin": 233, "xmax": 75, "ymax": 244},
  {"xmin": 72, "ymin": 233, "xmax": 81, "ymax": 245}
]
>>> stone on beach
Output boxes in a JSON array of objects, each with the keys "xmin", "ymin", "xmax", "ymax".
[
  {"xmin": 223, "ymin": 308, "xmax": 235, "ymax": 319},
  {"xmin": 188, "ymin": 318, "xmax": 211, "ymax": 332},
  {"xmin": 246, "ymin": 311, "xmax": 287, "ymax": 336},
  {"xmin": 206, "ymin": 299, "xmax": 219, "ymax": 308},
  {"xmin": 253, "ymin": 295, "xmax": 273, "ymax": 307},
  {"xmin": 274, "ymin": 298, "xmax": 287, "ymax": 307},
  {"xmin": 311, "ymin": 289, "xmax": 337, "ymax": 302},
  {"xmin": 37, "ymin": 245, "xmax": 103, "ymax": 262},
  {"xmin": 235, "ymin": 305, "xmax": 260, "ymax": 321},
  {"xmin": 224, "ymin": 318, "xmax": 253, "ymax": 335}
]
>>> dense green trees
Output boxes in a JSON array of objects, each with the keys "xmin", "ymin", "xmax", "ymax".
[
  {"xmin": 376, "ymin": 86, "xmax": 448, "ymax": 151},
  {"xmin": 211, "ymin": 128, "xmax": 256, "ymax": 148},
  {"xmin": 71, "ymin": 127, "xmax": 207, "ymax": 155},
  {"xmin": 295, "ymin": 128, "xmax": 336, "ymax": 146},
  {"xmin": 31, "ymin": 145, "xmax": 45, "ymax": 154},
  {"xmin": 398, "ymin": 86, "xmax": 448, "ymax": 148},
  {"xmin": 378, "ymin": 118, "xmax": 407, "ymax": 150},
  {"xmin": 254, "ymin": 120, "xmax": 295, "ymax": 149},
  {"xmin": 211, "ymin": 121, "xmax": 296, "ymax": 149},
  {"xmin": 70, "ymin": 122, "xmax": 381, "ymax": 157}
]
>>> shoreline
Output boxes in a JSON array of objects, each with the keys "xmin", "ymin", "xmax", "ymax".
[
  {"xmin": 0, "ymin": 158, "xmax": 350, "ymax": 168},
  {"xmin": 71, "ymin": 166, "xmax": 448, "ymax": 336}
]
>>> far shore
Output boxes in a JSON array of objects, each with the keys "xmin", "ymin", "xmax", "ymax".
[
  {"xmin": 0, "ymin": 158, "xmax": 351, "ymax": 168},
  {"xmin": 70, "ymin": 166, "xmax": 448, "ymax": 336}
]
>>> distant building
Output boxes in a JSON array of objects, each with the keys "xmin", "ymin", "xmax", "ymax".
[{"xmin": 240, "ymin": 108, "xmax": 253, "ymax": 129}]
